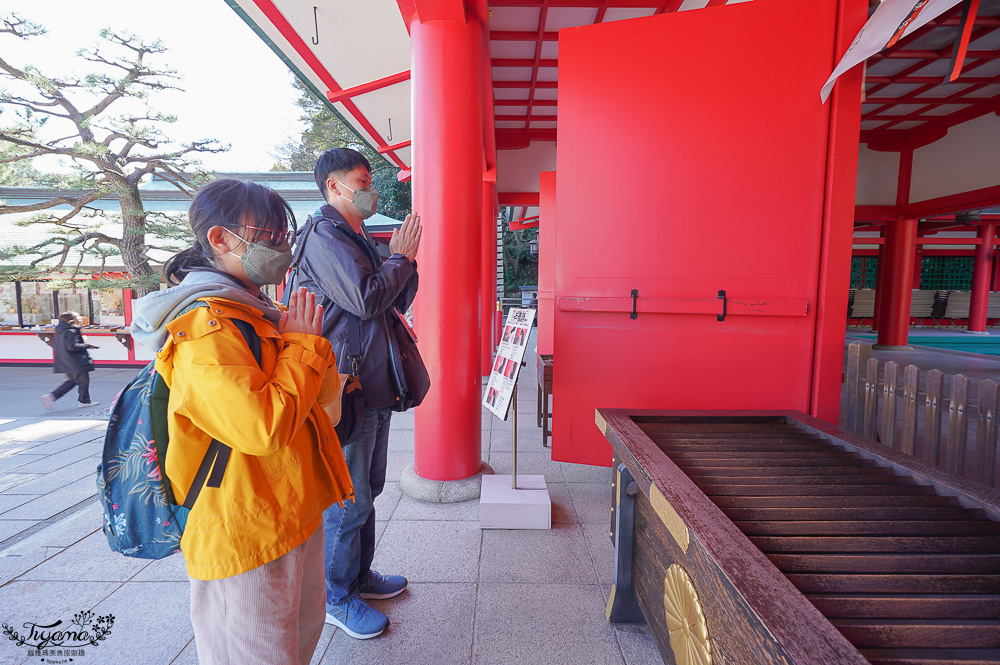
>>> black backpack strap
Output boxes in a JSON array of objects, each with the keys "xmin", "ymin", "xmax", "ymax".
[
  {"xmin": 282, "ymin": 215, "xmax": 319, "ymax": 306},
  {"xmin": 182, "ymin": 317, "xmax": 262, "ymax": 508}
]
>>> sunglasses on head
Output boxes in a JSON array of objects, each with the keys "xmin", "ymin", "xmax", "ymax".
[{"xmin": 243, "ymin": 224, "xmax": 294, "ymax": 247}]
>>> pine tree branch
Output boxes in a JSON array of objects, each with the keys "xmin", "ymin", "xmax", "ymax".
[{"xmin": 0, "ymin": 189, "xmax": 105, "ymax": 214}]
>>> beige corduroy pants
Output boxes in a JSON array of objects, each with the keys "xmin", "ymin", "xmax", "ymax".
[{"xmin": 188, "ymin": 525, "xmax": 326, "ymax": 665}]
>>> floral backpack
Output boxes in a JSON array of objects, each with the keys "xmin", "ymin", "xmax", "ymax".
[{"xmin": 96, "ymin": 303, "xmax": 261, "ymax": 559}]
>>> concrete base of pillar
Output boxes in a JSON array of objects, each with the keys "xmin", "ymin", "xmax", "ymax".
[
  {"xmin": 400, "ymin": 461, "xmax": 494, "ymax": 503},
  {"xmin": 873, "ymin": 344, "xmax": 914, "ymax": 351},
  {"xmin": 963, "ymin": 330, "xmax": 991, "ymax": 335}
]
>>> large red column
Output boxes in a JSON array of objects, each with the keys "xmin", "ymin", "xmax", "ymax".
[
  {"xmin": 537, "ymin": 172, "xmax": 556, "ymax": 356},
  {"xmin": 968, "ymin": 222, "xmax": 997, "ymax": 333},
  {"xmin": 411, "ymin": 17, "xmax": 484, "ymax": 481},
  {"xmin": 877, "ymin": 218, "xmax": 918, "ymax": 347},
  {"xmin": 482, "ymin": 180, "xmax": 497, "ymax": 374},
  {"xmin": 872, "ymin": 226, "xmax": 886, "ymax": 331}
]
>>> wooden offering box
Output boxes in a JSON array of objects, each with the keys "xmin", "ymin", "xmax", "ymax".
[{"xmin": 597, "ymin": 409, "xmax": 1000, "ymax": 665}]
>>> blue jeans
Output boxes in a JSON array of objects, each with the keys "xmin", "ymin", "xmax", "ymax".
[{"xmin": 323, "ymin": 406, "xmax": 392, "ymax": 607}]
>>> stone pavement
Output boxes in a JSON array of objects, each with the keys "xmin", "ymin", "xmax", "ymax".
[{"xmin": 0, "ymin": 347, "xmax": 662, "ymax": 664}]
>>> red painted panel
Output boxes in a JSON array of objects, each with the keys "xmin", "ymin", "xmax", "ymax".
[
  {"xmin": 553, "ymin": 0, "xmax": 860, "ymax": 466},
  {"xmin": 538, "ymin": 171, "xmax": 556, "ymax": 356}
]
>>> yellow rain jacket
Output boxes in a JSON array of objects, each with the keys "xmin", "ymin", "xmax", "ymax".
[{"xmin": 154, "ymin": 297, "xmax": 354, "ymax": 580}]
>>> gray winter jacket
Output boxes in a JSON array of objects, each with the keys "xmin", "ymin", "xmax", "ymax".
[{"xmin": 294, "ymin": 205, "xmax": 419, "ymax": 409}]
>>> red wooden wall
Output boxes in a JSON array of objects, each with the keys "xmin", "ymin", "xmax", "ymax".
[{"xmin": 552, "ymin": 0, "xmax": 864, "ymax": 465}]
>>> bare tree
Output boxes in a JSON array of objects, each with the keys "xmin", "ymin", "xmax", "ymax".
[{"xmin": 0, "ymin": 14, "xmax": 225, "ymax": 294}]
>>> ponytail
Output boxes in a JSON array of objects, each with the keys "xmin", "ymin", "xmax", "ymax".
[{"xmin": 162, "ymin": 244, "xmax": 214, "ymax": 286}]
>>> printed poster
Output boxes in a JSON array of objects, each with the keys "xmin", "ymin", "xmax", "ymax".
[{"xmin": 483, "ymin": 307, "xmax": 535, "ymax": 420}]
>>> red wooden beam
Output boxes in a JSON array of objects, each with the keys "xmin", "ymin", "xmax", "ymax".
[
  {"xmin": 495, "ymin": 115, "xmax": 558, "ymax": 122},
  {"xmin": 525, "ymin": 1, "xmax": 549, "ymax": 131},
  {"xmin": 595, "ymin": 1, "xmax": 609, "ymax": 23},
  {"xmin": 493, "ymin": 81, "xmax": 557, "ymax": 89},
  {"xmin": 490, "ymin": 30, "xmax": 559, "ymax": 41},
  {"xmin": 495, "ymin": 99, "xmax": 557, "ymax": 106},
  {"xmin": 495, "ymin": 128, "xmax": 557, "ymax": 148},
  {"xmin": 883, "ymin": 49, "xmax": 998, "ymax": 60},
  {"xmin": 492, "ymin": 58, "xmax": 558, "ymax": 68},
  {"xmin": 378, "ymin": 140, "xmax": 411, "ymax": 154},
  {"xmin": 251, "ymin": 0, "xmax": 407, "ymax": 169},
  {"xmin": 903, "ymin": 184, "xmax": 1000, "ymax": 218},
  {"xmin": 498, "ymin": 192, "xmax": 540, "ymax": 206},
  {"xmin": 653, "ymin": 0, "xmax": 685, "ymax": 14},
  {"xmin": 946, "ymin": 0, "xmax": 982, "ymax": 82},
  {"xmin": 326, "ymin": 70, "xmax": 411, "ymax": 104}
]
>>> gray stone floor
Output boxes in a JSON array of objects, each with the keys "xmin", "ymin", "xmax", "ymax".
[{"xmin": 0, "ymin": 345, "xmax": 662, "ymax": 664}]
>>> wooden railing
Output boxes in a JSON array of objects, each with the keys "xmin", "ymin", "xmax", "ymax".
[{"xmin": 845, "ymin": 341, "xmax": 999, "ymax": 487}]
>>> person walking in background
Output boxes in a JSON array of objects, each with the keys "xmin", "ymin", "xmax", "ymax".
[
  {"xmin": 42, "ymin": 312, "xmax": 99, "ymax": 410},
  {"xmin": 129, "ymin": 179, "xmax": 355, "ymax": 665},
  {"xmin": 295, "ymin": 147, "xmax": 422, "ymax": 639}
]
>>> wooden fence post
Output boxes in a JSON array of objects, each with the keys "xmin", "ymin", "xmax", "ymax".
[
  {"xmin": 881, "ymin": 361, "xmax": 899, "ymax": 450},
  {"xmin": 846, "ymin": 342, "xmax": 871, "ymax": 434},
  {"xmin": 900, "ymin": 364, "xmax": 919, "ymax": 456},
  {"xmin": 924, "ymin": 369, "xmax": 944, "ymax": 466},
  {"xmin": 975, "ymin": 379, "xmax": 999, "ymax": 487},
  {"xmin": 863, "ymin": 357, "xmax": 880, "ymax": 441},
  {"xmin": 946, "ymin": 374, "xmax": 970, "ymax": 476}
]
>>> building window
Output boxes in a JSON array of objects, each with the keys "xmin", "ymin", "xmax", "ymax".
[
  {"xmin": 19, "ymin": 282, "xmax": 55, "ymax": 326},
  {"xmin": 920, "ymin": 256, "xmax": 974, "ymax": 291},
  {"xmin": 0, "ymin": 283, "xmax": 19, "ymax": 326},
  {"xmin": 850, "ymin": 256, "xmax": 878, "ymax": 289}
]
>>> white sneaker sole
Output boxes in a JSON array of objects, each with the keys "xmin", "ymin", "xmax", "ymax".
[
  {"xmin": 324, "ymin": 613, "xmax": 386, "ymax": 639},
  {"xmin": 360, "ymin": 585, "xmax": 407, "ymax": 600}
]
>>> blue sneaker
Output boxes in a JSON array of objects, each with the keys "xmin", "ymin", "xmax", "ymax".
[
  {"xmin": 325, "ymin": 595, "xmax": 389, "ymax": 639},
  {"xmin": 359, "ymin": 569, "xmax": 408, "ymax": 599}
]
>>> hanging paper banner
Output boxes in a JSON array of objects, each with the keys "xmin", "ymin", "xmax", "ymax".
[{"xmin": 820, "ymin": 0, "xmax": 962, "ymax": 102}]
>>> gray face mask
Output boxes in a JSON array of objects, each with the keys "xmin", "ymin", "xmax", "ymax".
[
  {"xmin": 224, "ymin": 228, "xmax": 293, "ymax": 287},
  {"xmin": 335, "ymin": 178, "xmax": 379, "ymax": 219}
]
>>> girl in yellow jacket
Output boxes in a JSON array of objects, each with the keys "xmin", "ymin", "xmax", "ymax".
[{"xmin": 131, "ymin": 179, "xmax": 354, "ymax": 665}]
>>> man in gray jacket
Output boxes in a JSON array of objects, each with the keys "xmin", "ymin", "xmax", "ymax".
[{"xmin": 296, "ymin": 148, "xmax": 421, "ymax": 639}]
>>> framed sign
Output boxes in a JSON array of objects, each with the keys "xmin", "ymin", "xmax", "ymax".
[{"xmin": 483, "ymin": 307, "xmax": 535, "ymax": 419}]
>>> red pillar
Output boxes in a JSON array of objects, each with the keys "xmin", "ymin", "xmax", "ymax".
[
  {"xmin": 411, "ymin": 17, "xmax": 484, "ymax": 481},
  {"xmin": 872, "ymin": 226, "xmax": 886, "ymax": 331},
  {"xmin": 482, "ymin": 180, "xmax": 497, "ymax": 374},
  {"xmin": 968, "ymin": 222, "xmax": 997, "ymax": 333},
  {"xmin": 537, "ymin": 171, "xmax": 556, "ymax": 356},
  {"xmin": 993, "ymin": 244, "xmax": 1000, "ymax": 292},
  {"xmin": 877, "ymin": 218, "xmax": 918, "ymax": 347}
]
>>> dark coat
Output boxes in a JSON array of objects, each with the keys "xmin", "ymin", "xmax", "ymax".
[
  {"xmin": 295, "ymin": 205, "xmax": 419, "ymax": 409},
  {"xmin": 53, "ymin": 321, "xmax": 94, "ymax": 374}
]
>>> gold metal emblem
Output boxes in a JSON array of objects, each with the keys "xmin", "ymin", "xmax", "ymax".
[{"xmin": 663, "ymin": 564, "xmax": 712, "ymax": 665}]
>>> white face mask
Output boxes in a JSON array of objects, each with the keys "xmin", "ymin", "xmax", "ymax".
[
  {"xmin": 333, "ymin": 177, "xmax": 379, "ymax": 219},
  {"xmin": 222, "ymin": 227, "xmax": 293, "ymax": 287}
]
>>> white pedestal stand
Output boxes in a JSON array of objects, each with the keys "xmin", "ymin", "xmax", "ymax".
[{"xmin": 480, "ymin": 381, "xmax": 552, "ymax": 529}]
